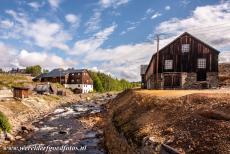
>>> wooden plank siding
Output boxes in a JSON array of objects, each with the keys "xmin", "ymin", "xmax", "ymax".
[{"xmin": 144, "ymin": 32, "xmax": 219, "ymax": 89}]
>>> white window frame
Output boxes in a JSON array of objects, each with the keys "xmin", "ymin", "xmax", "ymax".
[
  {"xmin": 164, "ymin": 60, "xmax": 173, "ymax": 70},
  {"xmin": 182, "ymin": 44, "xmax": 190, "ymax": 53},
  {"xmin": 197, "ymin": 58, "xmax": 206, "ymax": 69}
]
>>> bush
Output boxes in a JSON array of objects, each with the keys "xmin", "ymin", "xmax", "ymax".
[{"xmin": 0, "ymin": 112, "xmax": 12, "ymax": 133}]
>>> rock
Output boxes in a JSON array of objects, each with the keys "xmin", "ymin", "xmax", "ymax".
[
  {"xmin": 21, "ymin": 125, "xmax": 34, "ymax": 131},
  {"xmin": 106, "ymin": 93, "xmax": 112, "ymax": 97},
  {"xmin": 59, "ymin": 130, "xmax": 68, "ymax": 134},
  {"xmin": 165, "ymin": 136, "xmax": 175, "ymax": 144},
  {"xmin": 23, "ymin": 130, "xmax": 29, "ymax": 134},
  {"xmin": 15, "ymin": 136, "xmax": 22, "ymax": 140},
  {"xmin": 86, "ymin": 97, "xmax": 91, "ymax": 101},
  {"xmin": 165, "ymin": 127, "xmax": 174, "ymax": 134},
  {"xmin": 5, "ymin": 132, "xmax": 15, "ymax": 142}
]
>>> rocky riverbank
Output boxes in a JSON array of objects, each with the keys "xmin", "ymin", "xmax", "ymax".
[{"xmin": 0, "ymin": 92, "xmax": 116, "ymax": 150}]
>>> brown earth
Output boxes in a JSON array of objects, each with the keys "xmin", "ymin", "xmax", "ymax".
[
  {"xmin": 104, "ymin": 89, "xmax": 230, "ymax": 154},
  {"xmin": 219, "ymin": 63, "xmax": 230, "ymax": 87}
]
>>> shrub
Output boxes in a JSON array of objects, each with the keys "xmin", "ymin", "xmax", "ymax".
[{"xmin": 0, "ymin": 112, "xmax": 12, "ymax": 133}]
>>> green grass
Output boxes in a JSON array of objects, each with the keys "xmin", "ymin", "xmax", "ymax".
[
  {"xmin": 0, "ymin": 111, "xmax": 12, "ymax": 133},
  {"xmin": 0, "ymin": 73, "xmax": 31, "ymax": 89}
]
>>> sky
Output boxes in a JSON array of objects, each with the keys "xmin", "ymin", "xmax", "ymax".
[{"xmin": 0, "ymin": 0, "xmax": 229, "ymax": 81}]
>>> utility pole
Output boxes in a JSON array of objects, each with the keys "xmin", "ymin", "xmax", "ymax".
[
  {"xmin": 59, "ymin": 69, "xmax": 61, "ymax": 84},
  {"xmin": 156, "ymin": 34, "xmax": 160, "ymax": 88}
]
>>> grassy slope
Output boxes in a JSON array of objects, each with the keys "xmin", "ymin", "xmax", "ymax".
[{"xmin": 0, "ymin": 73, "xmax": 33, "ymax": 89}]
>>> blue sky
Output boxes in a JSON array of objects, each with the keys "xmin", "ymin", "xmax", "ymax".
[{"xmin": 0, "ymin": 0, "xmax": 229, "ymax": 81}]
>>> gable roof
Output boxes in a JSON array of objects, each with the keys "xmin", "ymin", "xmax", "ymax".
[
  {"xmin": 42, "ymin": 68, "xmax": 86, "ymax": 78},
  {"xmin": 144, "ymin": 32, "xmax": 220, "ymax": 75}
]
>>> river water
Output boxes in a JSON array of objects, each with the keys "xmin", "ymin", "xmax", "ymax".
[{"xmin": 7, "ymin": 95, "xmax": 115, "ymax": 154}]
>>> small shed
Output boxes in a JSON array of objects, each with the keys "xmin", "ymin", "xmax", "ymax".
[
  {"xmin": 35, "ymin": 84, "xmax": 55, "ymax": 94},
  {"xmin": 13, "ymin": 86, "xmax": 29, "ymax": 99}
]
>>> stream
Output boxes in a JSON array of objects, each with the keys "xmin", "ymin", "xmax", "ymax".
[{"xmin": 7, "ymin": 95, "xmax": 115, "ymax": 154}]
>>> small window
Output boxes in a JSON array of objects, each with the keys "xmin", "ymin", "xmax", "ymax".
[
  {"xmin": 165, "ymin": 60, "xmax": 173, "ymax": 70},
  {"xmin": 197, "ymin": 58, "xmax": 206, "ymax": 69},
  {"xmin": 71, "ymin": 79, "xmax": 74, "ymax": 83},
  {"xmin": 182, "ymin": 44, "xmax": 190, "ymax": 53}
]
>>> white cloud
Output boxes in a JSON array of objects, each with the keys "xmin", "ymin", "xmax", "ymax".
[
  {"xmin": 165, "ymin": 5, "xmax": 171, "ymax": 10},
  {"xmin": 26, "ymin": 19, "xmax": 71, "ymax": 51},
  {"xmin": 85, "ymin": 11, "xmax": 101, "ymax": 33},
  {"xmin": 70, "ymin": 24, "xmax": 117, "ymax": 55},
  {"xmin": 48, "ymin": 0, "xmax": 61, "ymax": 9},
  {"xmin": 83, "ymin": 42, "xmax": 156, "ymax": 81},
  {"xmin": 28, "ymin": 1, "xmax": 44, "ymax": 10},
  {"xmin": 17, "ymin": 50, "xmax": 74, "ymax": 69},
  {"xmin": 0, "ymin": 42, "xmax": 74, "ymax": 70},
  {"xmin": 0, "ymin": 42, "xmax": 17, "ymax": 69},
  {"xmin": 151, "ymin": 12, "xmax": 161, "ymax": 19},
  {"xmin": 146, "ymin": 8, "xmax": 155, "ymax": 15},
  {"xmin": 120, "ymin": 26, "xmax": 136, "ymax": 35},
  {"xmin": 0, "ymin": 20, "xmax": 14, "ymax": 28},
  {"xmin": 220, "ymin": 51, "xmax": 230, "ymax": 63},
  {"xmin": 181, "ymin": 0, "xmax": 191, "ymax": 6},
  {"xmin": 155, "ymin": 2, "xmax": 230, "ymax": 49},
  {"xmin": 99, "ymin": 0, "xmax": 130, "ymax": 8},
  {"xmin": 4, "ymin": 10, "xmax": 71, "ymax": 51},
  {"xmin": 143, "ymin": 8, "xmax": 161, "ymax": 20},
  {"xmin": 65, "ymin": 14, "xmax": 80, "ymax": 25}
]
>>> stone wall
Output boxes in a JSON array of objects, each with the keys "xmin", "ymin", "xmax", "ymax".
[
  {"xmin": 182, "ymin": 72, "xmax": 218, "ymax": 89},
  {"xmin": 207, "ymin": 72, "xmax": 219, "ymax": 88}
]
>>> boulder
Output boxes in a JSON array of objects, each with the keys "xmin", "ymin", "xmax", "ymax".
[
  {"xmin": 15, "ymin": 136, "xmax": 22, "ymax": 140},
  {"xmin": 21, "ymin": 125, "xmax": 34, "ymax": 131},
  {"xmin": 4, "ymin": 132, "xmax": 15, "ymax": 142}
]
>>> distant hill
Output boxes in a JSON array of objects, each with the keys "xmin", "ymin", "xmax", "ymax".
[{"xmin": 219, "ymin": 63, "xmax": 230, "ymax": 87}]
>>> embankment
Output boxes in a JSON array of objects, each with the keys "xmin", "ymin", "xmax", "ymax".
[
  {"xmin": 0, "ymin": 92, "xmax": 98, "ymax": 136},
  {"xmin": 104, "ymin": 89, "xmax": 230, "ymax": 154}
]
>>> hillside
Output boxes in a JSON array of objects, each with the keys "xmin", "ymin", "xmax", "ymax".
[
  {"xmin": 0, "ymin": 73, "xmax": 33, "ymax": 89},
  {"xmin": 219, "ymin": 63, "xmax": 230, "ymax": 87},
  {"xmin": 105, "ymin": 89, "xmax": 230, "ymax": 154}
]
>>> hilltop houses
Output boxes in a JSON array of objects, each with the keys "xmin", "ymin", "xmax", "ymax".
[
  {"xmin": 33, "ymin": 68, "xmax": 93, "ymax": 93},
  {"xmin": 141, "ymin": 32, "xmax": 219, "ymax": 89}
]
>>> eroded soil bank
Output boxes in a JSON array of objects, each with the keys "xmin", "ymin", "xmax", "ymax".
[{"xmin": 104, "ymin": 89, "xmax": 230, "ymax": 154}]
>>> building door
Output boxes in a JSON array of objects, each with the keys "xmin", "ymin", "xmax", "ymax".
[
  {"xmin": 164, "ymin": 74, "xmax": 181, "ymax": 88},
  {"xmin": 197, "ymin": 70, "xmax": 206, "ymax": 81}
]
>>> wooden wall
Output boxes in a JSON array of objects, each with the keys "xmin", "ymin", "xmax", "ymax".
[{"xmin": 145, "ymin": 33, "xmax": 219, "ymax": 81}]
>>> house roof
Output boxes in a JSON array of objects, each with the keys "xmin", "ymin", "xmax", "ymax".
[
  {"xmin": 144, "ymin": 32, "xmax": 220, "ymax": 75},
  {"xmin": 42, "ymin": 68, "xmax": 86, "ymax": 78}
]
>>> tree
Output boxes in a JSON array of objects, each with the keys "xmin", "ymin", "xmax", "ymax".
[
  {"xmin": 25, "ymin": 65, "xmax": 42, "ymax": 76},
  {"xmin": 43, "ymin": 69, "xmax": 49, "ymax": 73},
  {"xmin": 89, "ymin": 70, "xmax": 139, "ymax": 92}
]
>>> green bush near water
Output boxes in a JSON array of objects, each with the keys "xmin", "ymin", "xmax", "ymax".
[{"xmin": 0, "ymin": 111, "xmax": 12, "ymax": 133}]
